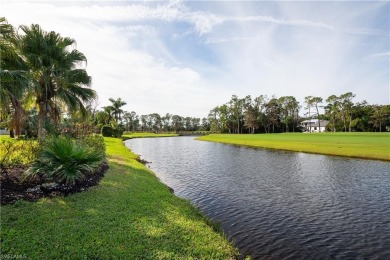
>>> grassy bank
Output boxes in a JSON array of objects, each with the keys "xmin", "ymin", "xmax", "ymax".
[
  {"xmin": 122, "ymin": 132, "xmax": 178, "ymax": 140},
  {"xmin": 1, "ymin": 137, "xmax": 238, "ymax": 259},
  {"xmin": 197, "ymin": 132, "xmax": 390, "ymax": 161}
]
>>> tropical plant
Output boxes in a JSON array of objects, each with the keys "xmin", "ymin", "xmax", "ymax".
[
  {"xmin": 18, "ymin": 24, "xmax": 96, "ymax": 138},
  {"xmin": 76, "ymin": 135, "xmax": 105, "ymax": 155},
  {"xmin": 107, "ymin": 97, "xmax": 127, "ymax": 124},
  {"xmin": 0, "ymin": 17, "xmax": 28, "ymax": 137},
  {"xmin": 26, "ymin": 136, "xmax": 104, "ymax": 186},
  {"xmin": 101, "ymin": 125, "xmax": 123, "ymax": 137},
  {"xmin": 0, "ymin": 139, "xmax": 40, "ymax": 167}
]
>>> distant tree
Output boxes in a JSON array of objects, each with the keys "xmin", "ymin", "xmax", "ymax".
[
  {"xmin": 139, "ymin": 115, "xmax": 146, "ymax": 131},
  {"xmin": 162, "ymin": 113, "xmax": 171, "ymax": 132},
  {"xmin": 123, "ymin": 111, "xmax": 137, "ymax": 131},
  {"xmin": 95, "ymin": 110, "xmax": 111, "ymax": 126},
  {"xmin": 325, "ymin": 95, "xmax": 340, "ymax": 132},
  {"xmin": 201, "ymin": 118, "xmax": 210, "ymax": 131},
  {"xmin": 278, "ymin": 96, "xmax": 300, "ymax": 132},
  {"xmin": 265, "ymin": 97, "xmax": 280, "ymax": 133},
  {"xmin": 191, "ymin": 117, "xmax": 200, "ymax": 131},
  {"xmin": 108, "ymin": 98, "xmax": 127, "ymax": 125},
  {"xmin": 370, "ymin": 105, "xmax": 387, "ymax": 132},
  {"xmin": 304, "ymin": 96, "xmax": 323, "ymax": 132},
  {"xmin": 228, "ymin": 95, "xmax": 243, "ymax": 134},
  {"xmin": 339, "ymin": 92, "xmax": 355, "ymax": 132},
  {"xmin": 171, "ymin": 115, "xmax": 183, "ymax": 133},
  {"xmin": 184, "ymin": 117, "xmax": 192, "ymax": 131},
  {"xmin": 254, "ymin": 95, "xmax": 269, "ymax": 133},
  {"xmin": 352, "ymin": 101, "xmax": 371, "ymax": 132},
  {"xmin": 208, "ymin": 107, "xmax": 220, "ymax": 132},
  {"xmin": 150, "ymin": 113, "xmax": 162, "ymax": 132},
  {"xmin": 244, "ymin": 105, "xmax": 257, "ymax": 134}
]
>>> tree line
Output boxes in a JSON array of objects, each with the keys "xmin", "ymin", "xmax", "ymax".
[
  {"xmin": 1, "ymin": 17, "xmax": 388, "ymax": 138},
  {"xmin": 208, "ymin": 93, "xmax": 389, "ymax": 133},
  {"xmin": 93, "ymin": 98, "xmax": 210, "ymax": 133}
]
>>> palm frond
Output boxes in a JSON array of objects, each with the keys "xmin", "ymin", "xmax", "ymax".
[{"xmin": 26, "ymin": 136, "xmax": 104, "ymax": 186}]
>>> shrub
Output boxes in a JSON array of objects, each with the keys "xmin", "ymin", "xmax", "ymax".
[
  {"xmin": 101, "ymin": 125, "xmax": 113, "ymax": 137},
  {"xmin": 76, "ymin": 135, "xmax": 106, "ymax": 156},
  {"xmin": 101, "ymin": 125, "xmax": 123, "ymax": 138},
  {"xmin": 26, "ymin": 136, "xmax": 105, "ymax": 186},
  {"xmin": 113, "ymin": 127, "xmax": 124, "ymax": 138},
  {"xmin": 0, "ymin": 139, "xmax": 40, "ymax": 168}
]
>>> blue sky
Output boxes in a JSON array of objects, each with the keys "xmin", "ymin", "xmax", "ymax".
[{"xmin": 2, "ymin": 1, "xmax": 389, "ymax": 117}]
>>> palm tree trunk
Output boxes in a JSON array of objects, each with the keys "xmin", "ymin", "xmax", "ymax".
[
  {"xmin": 38, "ymin": 101, "xmax": 46, "ymax": 139},
  {"xmin": 315, "ymin": 105, "xmax": 321, "ymax": 132},
  {"xmin": 10, "ymin": 96, "xmax": 24, "ymax": 137},
  {"xmin": 308, "ymin": 107, "xmax": 311, "ymax": 132}
]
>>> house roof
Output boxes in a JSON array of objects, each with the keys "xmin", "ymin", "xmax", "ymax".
[
  {"xmin": 301, "ymin": 119, "xmax": 329, "ymax": 127},
  {"xmin": 311, "ymin": 120, "xmax": 328, "ymax": 127}
]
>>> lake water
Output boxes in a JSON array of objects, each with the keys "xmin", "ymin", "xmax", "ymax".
[{"xmin": 125, "ymin": 136, "xmax": 390, "ymax": 259}]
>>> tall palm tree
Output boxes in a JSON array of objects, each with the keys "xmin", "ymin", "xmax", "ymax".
[
  {"xmin": 107, "ymin": 97, "xmax": 127, "ymax": 124},
  {"xmin": 18, "ymin": 24, "xmax": 96, "ymax": 138},
  {"xmin": 0, "ymin": 17, "xmax": 28, "ymax": 137}
]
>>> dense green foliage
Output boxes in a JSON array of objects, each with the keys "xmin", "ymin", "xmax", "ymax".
[
  {"xmin": 94, "ymin": 108, "xmax": 211, "ymax": 133},
  {"xmin": 198, "ymin": 132, "xmax": 390, "ymax": 161},
  {"xmin": 101, "ymin": 125, "xmax": 123, "ymax": 138},
  {"xmin": 26, "ymin": 136, "xmax": 104, "ymax": 185},
  {"xmin": 0, "ymin": 18, "xmax": 96, "ymax": 139},
  {"xmin": 208, "ymin": 94, "xmax": 389, "ymax": 134},
  {"xmin": 101, "ymin": 125, "xmax": 114, "ymax": 137},
  {"xmin": 0, "ymin": 138, "xmax": 39, "ymax": 167},
  {"xmin": 76, "ymin": 135, "xmax": 106, "ymax": 156},
  {"xmin": 1, "ymin": 137, "xmax": 238, "ymax": 259}
]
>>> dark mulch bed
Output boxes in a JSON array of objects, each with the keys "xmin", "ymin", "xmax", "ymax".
[{"xmin": 0, "ymin": 162, "xmax": 109, "ymax": 206}]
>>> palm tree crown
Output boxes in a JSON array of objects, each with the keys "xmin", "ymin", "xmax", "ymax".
[
  {"xmin": 108, "ymin": 97, "xmax": 127, "ymax": 124},
  {"xmin": 18, "ymin": 24, "xmax": 96, "ymax": 138}
]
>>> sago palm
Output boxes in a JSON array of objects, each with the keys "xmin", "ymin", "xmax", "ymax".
[{"xmin": 27, "ymin": 136, "xmax": 104, "ymax": 186}]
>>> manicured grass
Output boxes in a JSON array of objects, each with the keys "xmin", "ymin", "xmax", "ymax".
[
  {"xmin": 197, "ymin": 132, "xmax": 390, "ymax": 161},
  {"xmin": 1, "ymin": 137, "xmax": 238, "ymax": 259},
  {"xmin": 122, "ymin": 132, "xmax": 178, "ymax": 140},
  {"xmin": 0, "ymin": 135, "xmax": 13, "ymax": 141}
]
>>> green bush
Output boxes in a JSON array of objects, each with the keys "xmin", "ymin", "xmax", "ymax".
[
  {"xmin": 26, "ymin": 136, "xmax": 105, "ymax": 186},
  {"xmin": 101, "ymin": 125, "xmax": 113, "ymax": 137},
  {"xmin": 101, "ymin": 125, "xmax": 123, "ymax": 138},
  {"xmin": 76, "ymin": 135, "xmax": 106, "ymax": 155},
  {"xmin": 0, "ymin": 139, "xmax": 40, "ymax": 167},
  {"xmin": 113, "ymin": 127, "xmax": 124, "ymax": 138}
]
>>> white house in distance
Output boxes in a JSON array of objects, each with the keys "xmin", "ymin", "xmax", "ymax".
[{"xmin": 301, "ymin": 119, "xmax": 329, "ymax": 132}]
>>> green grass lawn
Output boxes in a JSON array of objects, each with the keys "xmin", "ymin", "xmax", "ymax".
[
  {"xmin": 122, "ymin": 132, "xmax": 178, "ymax": 140},
  {"xmin": 1, "ymin": 137, "xmax": 238, "ymax": 259},
  {"xmin": 197, "ymin": 132, "xmax": 390, "ymax": 161}
]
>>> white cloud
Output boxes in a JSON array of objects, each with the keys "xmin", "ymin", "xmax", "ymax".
[
  {"xmin": 1, "ymin": 1, "xmax": 388, "ymax": 118},
  {"xmin": 365, "ymin": 52, "xmax": 390, "ymax": 59}
]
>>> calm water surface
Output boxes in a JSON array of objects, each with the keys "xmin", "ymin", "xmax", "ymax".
[{"xmin": 125, "ymin": 136, "xmax": 390, "ymax": 259}]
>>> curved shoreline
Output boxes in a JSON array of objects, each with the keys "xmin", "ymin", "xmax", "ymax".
[
  {"xmin": 196, "ymin": 133, "xmax": 390, "ymax": 162},
  {"xmin": 1, "ymin": 136, "xmax": 239, "ymax": 259}
]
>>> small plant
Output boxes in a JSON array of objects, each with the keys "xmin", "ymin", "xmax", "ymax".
[{"xmin": 26, "ymin": 136, "xmax": 104, "ymax": 186}]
